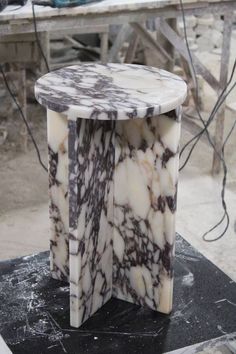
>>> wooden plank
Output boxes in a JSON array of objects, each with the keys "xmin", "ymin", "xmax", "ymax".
[
  {"xmin": 0, "ymin": 42, "xmax": 39, "ymax": 63},
  {"xmin": 50, "ymin": 25, "xmax": 109, "ymax": 39},
  {"xmin": 64, "ymin": 36, "xmax": 100, "ymax": 54},
  {"xmin": 124, "ymin": 31, "xmax": 139, "ymax": 63},
  {"xmin": 0, "ymin": 0, "xmax": 234, "ymax": 23},
  {"xmin": 131, "ymin": 22, "xmax": 171, "ymax": 64},
  {"xmin": 212, "ymin": 12, "xmax": 233, "ymax": 174},
  {"xmin": 1, "ymin": 2, "xmax": 236, "ymax": 37},
  {"xmin": 108, "ymin": 24, "xmax": 132, "ymax": 62},
  {"xmin": 100, "ymin": 31, "xmax": 109, "ymax": 64},
  {"xmin": 156, "ymin": 18, "xmax": 177, "ymax": 71},
  {"xmin": 0, "ymin": 33, "xmax": 35, "ymax": 42},
  {"xmin": 156, "ymin": 18, "xmax": 221, "ymax": 92},
  {"xmin": 39, "ymin": 31, "xmax": 50, "ymax": 74},
  {"xmin": 180, "ymin": 56, "xmax": 201, "ymax": 109}
]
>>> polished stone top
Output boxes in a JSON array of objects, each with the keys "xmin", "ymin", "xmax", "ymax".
[{"xmin": 35, "ymin": 63, "xmax": 187, "ymax": 120}]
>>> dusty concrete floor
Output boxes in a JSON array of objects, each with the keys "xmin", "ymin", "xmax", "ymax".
[{"xmin": 0, "ymin": 46, "xmax": 235, "ymax": 284}]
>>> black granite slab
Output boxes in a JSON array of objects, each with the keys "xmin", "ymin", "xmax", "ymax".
[{"xmin": 0, "ymin": 235, "xmax": 235, "ymax": 354}]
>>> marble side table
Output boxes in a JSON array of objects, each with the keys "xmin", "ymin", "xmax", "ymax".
[{"xmin": 35, "ymin": 63, "xmax": 187, "ymax": 328}]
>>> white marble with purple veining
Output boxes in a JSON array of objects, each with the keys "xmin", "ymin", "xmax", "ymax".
[
  {"xmin": 35, "ymin": 63, "xmax": 186, "ymax": 328},
  {"xmin": 35, "ymin": 63, "xmax": 186, "ymax": 120}
]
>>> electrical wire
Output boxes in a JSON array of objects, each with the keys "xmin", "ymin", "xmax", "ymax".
[
  {"xmin": 0, "ymin": 4, "xmax": 50, "ymax": 174},
  {"xmin": 180, "ymin": 0, "xmax": 235, "ymax": 241},
  {"xmin": 179, "ymin": 0, "xmax": 236, "ymax": 241},
  {"xmin": 179, "ymin": 3, "xmax": 228, "ymax": 241},
  {"xmin": 201, "ymin": 89, "xmax": 236, "ymax": 242},
  {"xmin": 180, "ymin": 80, "xmax": 236, "ymax": 170},
  {"xmin": 32, "ymin": 2, "xmax": 50, "ymax": 73},
  {"xmin": 0, "ymin": 65, "xmax": 48, "ymax": 173},
  {"xmin": 180, "ymin": 59, "xmax": 236, "ymax": 162}
]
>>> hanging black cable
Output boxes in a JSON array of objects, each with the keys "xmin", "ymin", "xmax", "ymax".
[
  {"xmin": 179, "ymin": 0, "xmax": 236, "ymax": 241},
  {"xmin": 0, "ymin": 4, "xmax": 51, "ymax": 174},
  {"xmin": 180, "ymin": 80, "xmax": 236, "ymax": 171},
  {"xmin": 179, "ymin": 59, "xmax": 236, "ymax": 162},
  {"xmin": 32, "ymin": 2, "xmax": 50, "ymax": 73},
  {"xmin": 0, "ymin": 65, "xmax": 48, "ymax": 173}
]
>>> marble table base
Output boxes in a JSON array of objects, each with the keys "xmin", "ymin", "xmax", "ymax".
[{"xmin": 47, "ymin": 107, "xmax": 181, "ymax": 328}]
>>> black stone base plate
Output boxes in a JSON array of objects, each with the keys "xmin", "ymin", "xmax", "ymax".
[{"xmin": 0, "ymin": 235, "xmax": 236, "ymax": 354}]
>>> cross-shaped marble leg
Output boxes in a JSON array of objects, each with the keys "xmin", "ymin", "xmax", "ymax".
[
  {"xmin": 112, "ymin": 109, "xmax": 181, "ymax": 315},
  {"xmin": 68, "ymin": 118, "xmax": 115, "ymax": 327},
  {"xmin": 47, "ymin": 108, "xmax": 181, "ymax": 328},
  {"xmin": 47, "ymin": 110, "xmax": 69, "ymax": 281}
]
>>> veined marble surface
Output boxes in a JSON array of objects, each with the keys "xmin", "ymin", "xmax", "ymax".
[
  {"xmin": 35, "ymin": 63, "xmax": 187, "ymax": 120},
  {"xmin": 165, "ymin": 332, "xmax": 236, "ymax": 354},
  {"xmin": 68, "ymin": 118, "xmax": 115, "ymax": 327},
  {"xmin": 36, "ymin": 63, "xmax": 185, "ymax": 328},
  {"xmin": 47, "ymin": 110, "xmax": 69, "ymax": 280},
  {"xmin": 0, "ymin": 336, "xmax": 12, "ymax": 354},
  {"xmin": 113, "ymin": 109, "xmax": 181, "ymax": 314},
  {"xmin": 47, "ymin": 109, "xmax": 181, "ymax": 327}
]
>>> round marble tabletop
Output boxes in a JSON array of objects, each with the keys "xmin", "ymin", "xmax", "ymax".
[{"xmin": 35, "ymin": 63, "xmax": 187, "ymax": 120}]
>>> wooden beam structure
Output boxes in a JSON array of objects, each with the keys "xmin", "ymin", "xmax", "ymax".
[
  {"xmin": 108, "ymin": 24, "xmax": 132, "ymax": 62},
  {"xmin": 0, "ymin": 0, "xmax": 235, "ymax": 172},
  {"xmin": 124, "ymin": 31, "xmax": 139, "ymax": 64},
  {"xmin": 130, "ymin": 22, "xmax": 171, "ymax": 64},
  {"xmin": 156, "ymin": 18, "xmax": 221, "ymax": 93}
]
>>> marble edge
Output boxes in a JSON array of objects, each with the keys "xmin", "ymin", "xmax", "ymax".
[{"xmin": 34, "ymin": 75, "xmax": 187, "ymax": 121}]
